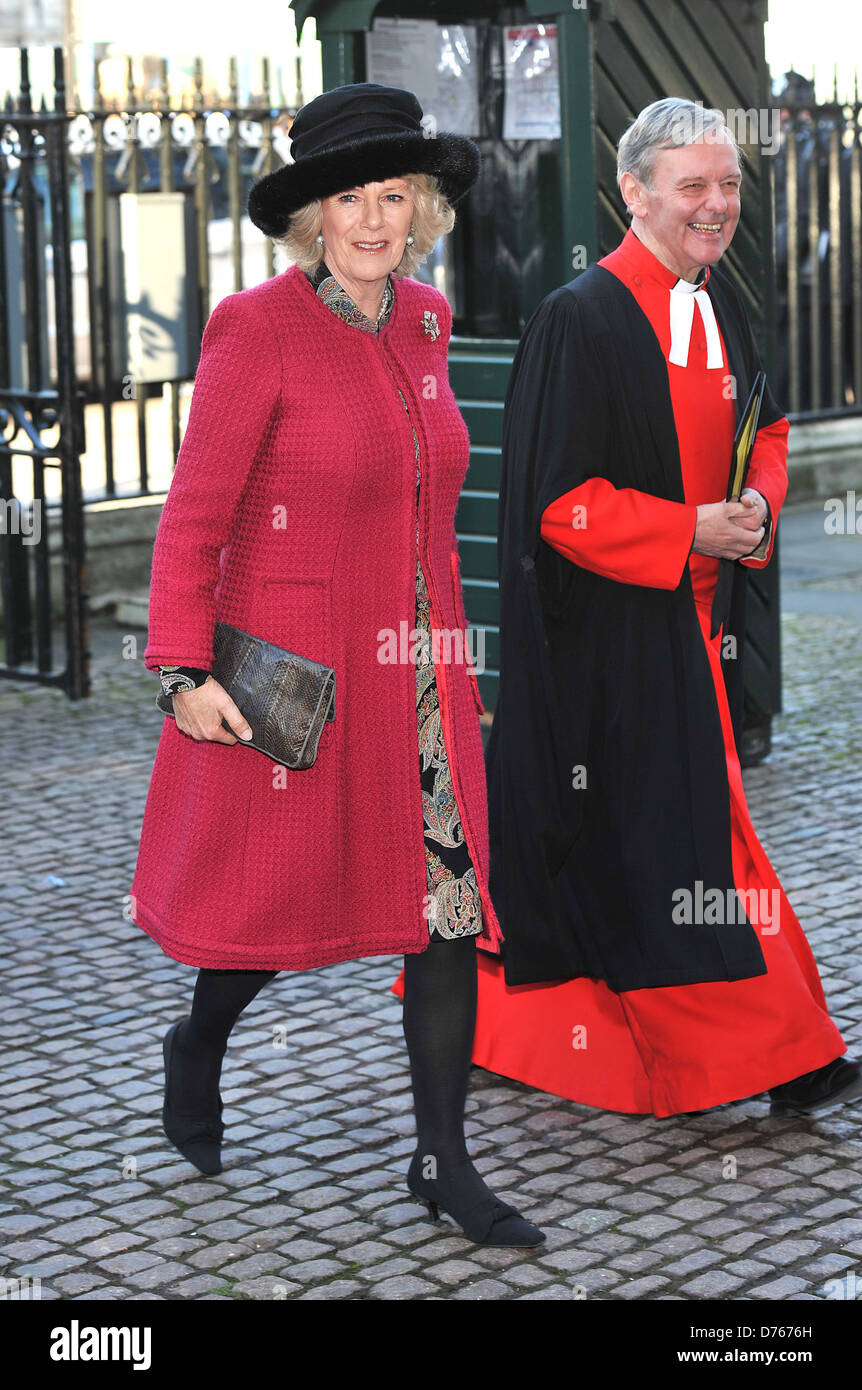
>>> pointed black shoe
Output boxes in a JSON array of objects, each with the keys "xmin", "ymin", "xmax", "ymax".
[
  {"xmin": 162, "ymin": 1019, "xmax": 225, "ymax": 1175},
  {"xmin": 769, "ymin": 1057, "xmax": 862, "ymax": 1116},
  {"xmin": 407, "ymin": 1153, "xmax": 546, "ymax": 1248}
]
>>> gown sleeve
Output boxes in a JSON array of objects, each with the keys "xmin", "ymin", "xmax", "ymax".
[
  {"xmin": 739, "ymin": 416, "xmax": 790, "ymax": 567},
  {"xmin": 540, "ymin": 477, "xmax": 697, "ymax": 590},
  {"xmin": 503, "ymin": 288, "xmax": 696, "ymax": 591}
]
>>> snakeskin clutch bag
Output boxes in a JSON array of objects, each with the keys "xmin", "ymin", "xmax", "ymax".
[{"xmin": 156, "ymin": 621, "xmax": 336, "ymax": 769}]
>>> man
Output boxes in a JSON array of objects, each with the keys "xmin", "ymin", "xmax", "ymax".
[{"xmin": 472, "ymin": 98, "xmax": 859, "ymax": 1118}]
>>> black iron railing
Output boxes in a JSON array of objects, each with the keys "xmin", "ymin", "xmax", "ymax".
[
  {"xmin": 1, "ymin": 48, "xmax": 88, "ymax": 697},
  {"xmin": 773, "ymin": 83, "xmax": 862, "ymax": 415}
]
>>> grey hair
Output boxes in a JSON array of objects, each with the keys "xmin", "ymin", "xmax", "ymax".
[{"xmin": 617, "ymin": 97, "xmax": 742, "ymax": 195}]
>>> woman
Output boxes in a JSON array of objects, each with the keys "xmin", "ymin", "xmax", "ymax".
[{"xmin": 129, "ymin": 82, "xmax": 543, "ymax": 1248}]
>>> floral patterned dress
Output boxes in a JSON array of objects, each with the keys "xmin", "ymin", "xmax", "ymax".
[{"xmin": 308, "ymin": 261, "xmax": 483, "ymax": 941}]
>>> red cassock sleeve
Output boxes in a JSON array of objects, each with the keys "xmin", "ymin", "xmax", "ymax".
[
  {"xmin": 540, "ymin": 477, "xmax": 698, "ymax": 590},
  {"xmin": 739, "ymin": 416, "xmax": 790, "ymax": 568}
]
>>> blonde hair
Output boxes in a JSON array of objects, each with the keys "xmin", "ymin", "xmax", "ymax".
[{"xmin": 277, "ymin": 172, "xmax": 455, "ymax": 276}]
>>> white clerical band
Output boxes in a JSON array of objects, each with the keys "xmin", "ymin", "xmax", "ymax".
[{"xmin": 668, "ymin": 277, "xmax": 723, "ymax": 369}]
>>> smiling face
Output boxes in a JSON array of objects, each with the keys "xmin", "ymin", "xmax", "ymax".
[
  {"xmin": 619, "ymin": 133, "xmax": 742, "ymax": 282},
  {"xmin": 318, "ymin": 178, "xmax": 415, "ymax": 303}
]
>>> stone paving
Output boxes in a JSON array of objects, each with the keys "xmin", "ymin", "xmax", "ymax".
[{"xmin": 1, "ymin": 505, "xmax": 861, "ymax": 1301}]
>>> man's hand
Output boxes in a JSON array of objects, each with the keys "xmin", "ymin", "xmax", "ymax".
[
  {"xmin": 172, "ymin": 677, "xmax": 253, "ymax": 745},
  {"xmin": 692, "ymin": 496, "xmax": 765, "ymax": 560}
]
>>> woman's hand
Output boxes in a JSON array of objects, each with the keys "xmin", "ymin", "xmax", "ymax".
[
  {"xmin": 172, "ymin": 678, "xmax": 253, "ymax": 745},
  {"xmin": 692, "ymin": 497, "xmax": 765, "ymax": 560}
]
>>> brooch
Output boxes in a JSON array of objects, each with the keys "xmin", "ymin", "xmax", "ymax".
[{"xmin": 423, "ymin": 310, "xmax": 440, "ymax": 341}]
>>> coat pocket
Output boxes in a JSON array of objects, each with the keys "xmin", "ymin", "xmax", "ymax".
[{"xmin": 259, "ymin": 576, "xmax": 333, "ymax": 670}]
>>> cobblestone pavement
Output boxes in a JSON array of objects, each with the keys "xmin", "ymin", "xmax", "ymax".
[{"xmin": 1, "ymin": 506, "xmax": 861, "ymax": 1302}]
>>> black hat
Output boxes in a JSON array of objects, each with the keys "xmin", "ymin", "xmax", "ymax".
[{"xmin": 247, "ymin": 82, "xmax": 481, "ymax": 238}]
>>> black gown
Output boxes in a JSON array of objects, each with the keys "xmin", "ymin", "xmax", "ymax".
[{"xmin": 486, "ymin": 261, "xmax": 786, "ymax": 989}]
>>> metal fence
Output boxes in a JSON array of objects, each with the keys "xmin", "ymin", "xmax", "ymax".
[
  {"xmin": 73, "ymin": 53, "xmax": 307, "ymax": 498},
  {"xmin": 773, "ymin": 83, "xmax": 862, "ymax": 416},
  {"xmin": 1, "ymin": 47, "xmax": 87, "ymax": 694},
  {"xmin": 0, "ymin": 43, "xmax": 312, "ymax": 691},
  {"xmin": 2, "ymin": 49, "xmax": 308, "ymax": 503}
]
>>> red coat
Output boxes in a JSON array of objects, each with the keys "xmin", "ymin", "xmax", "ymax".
[{"xmin": 130, "ymin": 265, "xmax": 502, "ymax": 970}]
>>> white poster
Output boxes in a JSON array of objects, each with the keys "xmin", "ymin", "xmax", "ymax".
[
  {"xmin": 365, "ymin": 18, "xmax": 480, "ymax": 137},
  {"xmin": 503, "ymin": 24, "xmax": 561, "ymax": 141},
  {"xmin": 434, "ymin": 26, "xmax": 479, "ymax": 137}
]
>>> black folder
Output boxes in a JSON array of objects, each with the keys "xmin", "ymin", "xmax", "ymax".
[
  {"xmin": 710, "ymin": 369, "xmax": 768, "ymax": 638},
  {"xmin": 726, "ymin": 370, "xmax": 766, "ymax": 501}
]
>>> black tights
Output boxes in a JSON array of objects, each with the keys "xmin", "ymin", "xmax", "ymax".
[
  {"xmin": 182, "ymin": 966, "xmax": 278, "ymax": 1057},
  {"xmin": 172, "ymin": 937, "xmax": 483, "ymax": 1180},
  {"xmin": 401, "ymin": 935, "xmax": 477, "ymax": 1169}
]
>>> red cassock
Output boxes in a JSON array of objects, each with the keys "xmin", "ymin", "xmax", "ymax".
[{"xmin": 400, "ymin": 230, "xmax": 845, "ymax": 1116}]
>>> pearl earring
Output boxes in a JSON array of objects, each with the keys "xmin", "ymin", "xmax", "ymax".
[
  {"xmin": 316, "ymin": 234, "xmax": 324, "ymax": 244},
  {"xmin": 406, "ymin": 226, "xmax": 415, "ymax": 246}
]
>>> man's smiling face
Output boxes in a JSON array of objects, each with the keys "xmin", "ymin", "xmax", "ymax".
[{"xmin": 621, "ymin": 132, "xmax": 742, "ymax": 282}]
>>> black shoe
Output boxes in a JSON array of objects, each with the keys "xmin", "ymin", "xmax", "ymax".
[
  {"xmin": 768, "ymin": 1057, "xmax": 862, "ymax": 1116},
  {"xmin": 407, "ymin": 1153, "xmax": 546, "ymax": 1248},
  {"xmin": 162, "ymin": 1018, "xmax": 224, "ymax": 1175}
]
